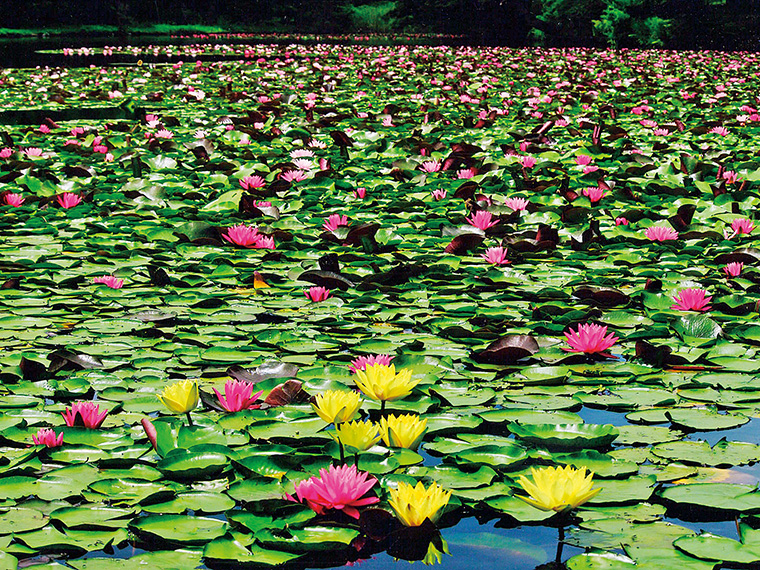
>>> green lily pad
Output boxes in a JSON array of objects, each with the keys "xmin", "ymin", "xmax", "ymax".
[
  {"xmin": 588, "ymin": 475, "xmax": 658, "ymax": 505},
  {"xmin": 674, "ymin": 527, "xmax": 760, "ymax": 564},
  {"xmin": 50, "ymin": 505, "xmax": 135, "ymax": 530},
  {"xmin": 204, "ymin": 537, "xmax": 301, "ymax": 565},
  {"xmin": 666, "ymin": 408, "xmax": 749, "ymax": 431},
  {"xmin": 478, "ymin": 409, "xmax": 583, "ymax": 424},
  {"xmin": 453, "ymin": 444, "xmax": 528, "ymax": 469},
  {"xmin": 407, "ymin": 464, "xmax": 497, "ymax": 489},
  {"xmin": 485, "ymin": 495, "xmax": 554, "ymax": 522},
  {"xmin": 508, "ymin": 423, "xmax": 619, "ymax": 449},
  {"xmin": 651, "ymin": 440, "xmax": 760, "ymax": 467},
  {"xmin": 567, "ymin": 552, "xmax": 637, "ymax": 570},
  {"xmin": 157, "ymin": 449, "xmax": 230, "ymax": 480},
  {"xmin": 660, "ymin": 483, "xmax": 760, "ymax": 514},
  {"xmin": 0, "ymin": 508, "xmax": 48, "ymax": 534},
  {"xmin": 258, "ymin": 526, "xmax": 359, "ymax": 552},
  {"xmin": 130, "ymin": 514, "xmax": 227, "ymax": 546}
]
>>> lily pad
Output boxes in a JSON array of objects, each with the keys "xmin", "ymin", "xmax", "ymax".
[{"xmin": 508, "ymin": 423, "xmax": 619, "ymax": 449}]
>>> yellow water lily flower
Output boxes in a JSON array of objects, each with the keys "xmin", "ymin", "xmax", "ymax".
[
  {"xmin": 312, "ymin": 390, "xmax": 362, "ymax": 424},
  {"xmin": 354, "ymin": 364, "xmax": 420, "ymax": 403},
  {"xmin": 158, "ymin": 379, "xmax": 199, "ymax": 414},
  {"xmin": 333, "ymin": 420, "xmax": 381, "ymax": 451},
  {"xmin": 388, "ymin": 481, "xmax": 451, "ymax": 527},
  {"xmin": 516, "ymin": 465, "xmax": 601, "ymax": 513},
  {"xmin": 379, "ymin": 414, "xmax": 427, "ymax": 450}
]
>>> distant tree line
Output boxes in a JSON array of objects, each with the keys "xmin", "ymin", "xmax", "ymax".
[{"xmin": 6, "ymin": 0, "xmax": 760, "ymax": 50}]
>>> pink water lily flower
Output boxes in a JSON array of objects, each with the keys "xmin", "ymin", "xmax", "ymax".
[
  {"xmin": 582, "ymin": 187, "xmax": 607, "ymax": 203},
  {"xmin": 564, "ymin": 323, "xmax": 618, "ymax": 355},
  {"xmin": 722, "ymin": 171, "xmax": 739, "ymax": 185},
  {"xmin": 62, "ymin": 402, "xmax": 108, "ymax": 428},
  {"xmin": 354, "ymin": 187, "xmax": 366, "ymax": 199},
  {"xmin": 724, "ymin": 262, "xmax": 744, "ymax": 277},
  {"xmin": 709, "ymin": 126, "xmax": 729, "ymax": 136},
  {"xmin": 467, "ymin": 211, "xmax": 499, "ymax": 230},
  {"xmin": 519, "ymin": 156, "xmax": 537, "ymax": 169},
  {"xmin": 349, "ymin": 354, "xmax": 394, "ymax": 373},
  {"xmin": 645, "ymin": 226, "xmax": 679, "ymax": 242},
  {"xmin": 239, "ymin": 175, "xmax": 266, "ymax": 190},
  {"xmin": 457, "ymin": 168, "xmax": 476, "ymax": 179},
  {"xmin": 214, "ymin": 379, "xmax": 264, "ymax": 412},
  {"xmin": 420, "ymin": 160, "xmax": 441, "ymax": 173},
  {"xmin": 431, "ymin": 189, "xmax": 447, "ymax": 201},
  {"xmin": 615, "ymin": 217, "xmax": 629, "ymax": 226},
  {"xmin": 575, "ymin": 155, "xmax": 593, "ymax": 166},
  {"xmin": 3, "ymin": 193, "xmax": 24, "ymax": 207},
  {"xmin": 281, "ymin": 169, "xmax": 308, "ymax": 182},
  {"xmin": 285, "ymin": 464, "xmax": 379, "ymax": 519},
  {"xmin": 24, "ymin": 147, "xmax": 43, "ymax": 158},
  {"xmin": 57, "ymin": 193, "xmax": 82, "ymax": 209},
  {"xmin": 32, "ymin": 428, "xmax": 63, "ymax": 448},
  {"xmin": 305, "ymin": 287, "xmax": 331, "ymax": 302},
  {"xmin": 254, "ymin": 235, "xmax": 275, "ymax": 249},
  {"xmin": 671, "ymin": 288, "xmax": 712, "ymax": 312},
  {"xmin": 0, "ymin": 148, "xmax": 12, "ymax": 158},
  {"xmin": 482, "ymin": 246, "xmax": 510, "ymax": 265},
  {"xmin": 731, "ymin": 218, "xmax": 754, "ymax": 235},
  {"xmin": 323, "ymin": 214, "xmax": 350, "ymax": 232},
  {"xmin": 93, "ymin": 276, "xmax": 124, "ymax": 289},
  {"xmin": 293, "ymin": 158, "xmax": 315, "ymax": 171},
  {"xmin": 223, "ymin": 224, "xmax": 260, "ymax": 247},
  {"xmin": 504, "ymin": 197, "xmax": 529, "ymax": 211}
]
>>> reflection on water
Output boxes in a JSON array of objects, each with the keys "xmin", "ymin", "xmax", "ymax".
[{"xmin": 315, "ymin": 518, "xmax": 577, "ymax": 570}]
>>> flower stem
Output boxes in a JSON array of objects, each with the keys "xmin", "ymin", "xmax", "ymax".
[
  {"xmin": 555, "ymin": 525, "xmax": 565, "ymax": 567},
  {"xmin": 380, "ymin": 399, "xmax": 386, "ymax": 415},
  {"xmin": 354, "ymin": 452, "xmax": 359, "ymax": 467},
  {"xmin": 185, "ymin": 412, "xmax": 193, "ymax": 427},
  {"xmin": 339, "ymin": 440, "xmax": 345, "ymax": 464}
]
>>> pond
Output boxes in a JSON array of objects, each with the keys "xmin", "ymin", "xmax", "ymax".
[{"xmin": 0, "ymin": 37, "xmax": 759, "ymax": 570}]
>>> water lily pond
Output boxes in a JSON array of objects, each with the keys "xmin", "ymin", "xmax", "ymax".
[{"xmin": 2, "ymin": 38, "xmax": 760, "ymax": 570}]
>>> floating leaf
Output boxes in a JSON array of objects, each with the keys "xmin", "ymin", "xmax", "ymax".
[{"xmin": 508, "ymin": 423, "xmax": 619, "ymax": 449}]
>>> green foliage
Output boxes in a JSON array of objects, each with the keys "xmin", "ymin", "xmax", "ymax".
[
  {"xmin": 630, "ymin": 16, "xmax": 670, "ymax": 47},
  {"xmin": 593, "ymin": 6, "xmax": 631, "ymax": 47},
  {"xmin": 346, "ymin": 2, "xmax": 398, "ymax": 32},
  {"xmin": 532, "ymin": 0, "xmax": 607, "ymax": 46},
  {"xmin": 591, "ymin": 1, "xmax": 672, "ymax": 47}
]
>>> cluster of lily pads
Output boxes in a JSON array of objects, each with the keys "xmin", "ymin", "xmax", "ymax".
[{"xmin": 2, "ymin": 41, "xmax": 760, "ymax": 570}]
